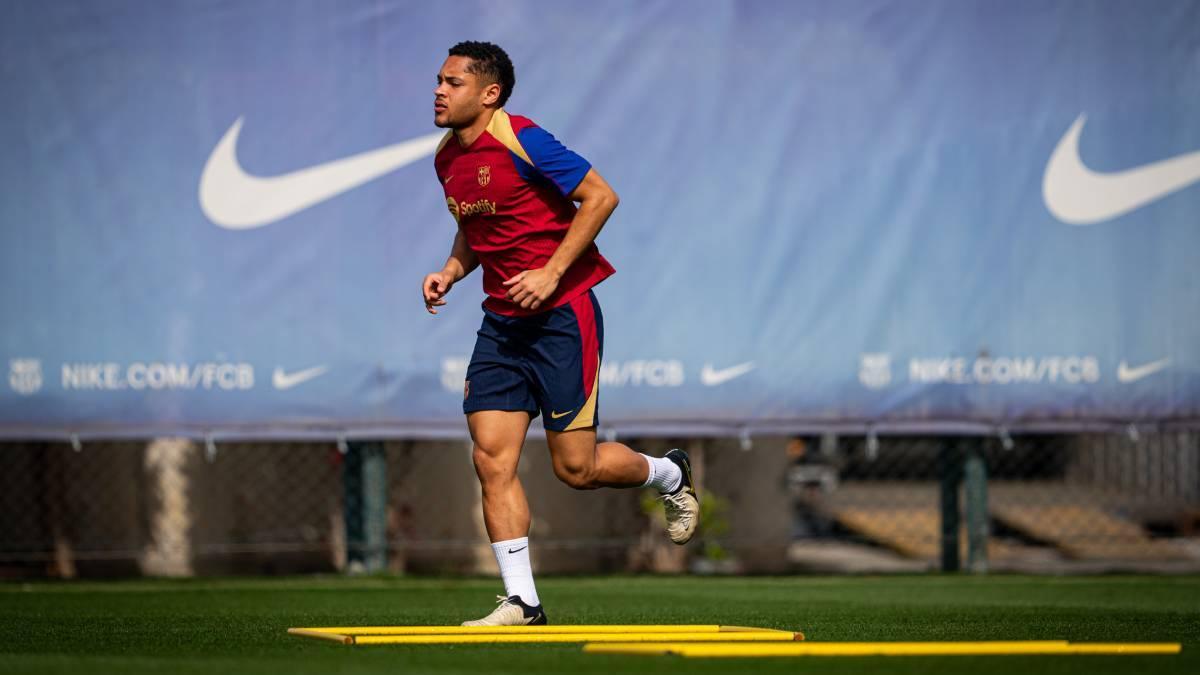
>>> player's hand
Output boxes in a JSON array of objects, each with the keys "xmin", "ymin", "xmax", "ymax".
[
  {"xmin": 503, "ymin": 268, "xmax": 560, "ymax": 311},
  {"xmin": 422, "ymin": 271, "xmax": 456, "ymax": 315}
]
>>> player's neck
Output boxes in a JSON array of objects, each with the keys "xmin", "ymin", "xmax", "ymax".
[{"xmin": 454, "ymin": 107, "xmax": 500, "ymax": 148}]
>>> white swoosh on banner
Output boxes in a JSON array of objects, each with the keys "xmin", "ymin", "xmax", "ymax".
[
  {"xmin": 1117, "ymin": 359, "xmax": 1169, "ymax": 384},
  {"xmin": 272, "ymin": 365, "xmax": 329, "ymax": 390},
  {"xmin": 1043, "ymin": 114, "xmax": 1200, "ymax": 225},
  {"xmin": 199, "ymin": 118, "xmax": 444, "ymax": 229},
  {"xmin": 700, "ymin": 362, "xmax": 756, "ymax": 387}
]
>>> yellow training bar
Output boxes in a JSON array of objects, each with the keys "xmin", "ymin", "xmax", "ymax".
[
  {"xmin": 290, "ymin": 624, "xmax": 790, "ymax": 635},
  {"xmin": 583, "ymin": 641, "xmax": 1183, "ymax": 657},
  {"xmin": 352, "ymin": 631, "xmax": 800, "ymax": 645},
  {"xmin": 286, "ymin": 628, "xmax": 353, "ymax": 645}
]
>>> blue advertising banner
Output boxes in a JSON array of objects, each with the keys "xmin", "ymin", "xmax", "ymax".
[{"xmin": 2, "ymin": 0, "xmax": 1198, "ymax": 439}]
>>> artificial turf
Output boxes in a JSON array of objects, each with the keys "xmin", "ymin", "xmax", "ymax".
[{"xmin": 1, "ymin": 575, "xmax": 1197, "ymax": 674}]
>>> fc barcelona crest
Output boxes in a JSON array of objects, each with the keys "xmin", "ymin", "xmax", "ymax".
[
  {"xmin": 477, "ymin": 165, "xmax": 491, "ymax": 187},
  {"xmin": 8, "ymin": 358, "xmax": 42, "ymax": 396}
]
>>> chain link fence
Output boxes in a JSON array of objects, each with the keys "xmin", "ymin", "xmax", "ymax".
[
  {"xmin": 2, "ymin": 432, "xmax": 1198, "ymax": 578},
  {"xmin": 778, "ymin": 432, "xmax": 1200, "ymax": 573}
]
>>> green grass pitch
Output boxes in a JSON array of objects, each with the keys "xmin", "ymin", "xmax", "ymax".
[{"xmin": 2, "ymin": 575, "xmax": 1197, "ymax": 674}]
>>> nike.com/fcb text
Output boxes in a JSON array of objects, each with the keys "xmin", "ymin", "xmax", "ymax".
[
  {"xmin": 61, "ymin": 362, "xmax": 255, "ymax": 391},
  {"xmin": 908, "ymin": 356, "xmax": 1101, "ymax": 385}
]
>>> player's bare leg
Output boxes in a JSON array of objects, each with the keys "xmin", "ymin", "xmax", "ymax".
[
  {"xmin": 546, "ymin": 428, "xmax": 699, "ymax": 543},
  {"xmin": 545, "ymin": 427, "xmax": 647, "ymax": 489},
  {"xmin": 469, "ymin": 410, "xmax": 532, "ymax": 540},
  {"xmin": 464, "ymin": 410, "xmax": 546, "ymax": 626}
]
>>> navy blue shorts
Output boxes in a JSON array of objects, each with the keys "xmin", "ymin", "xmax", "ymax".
[{"xmin": 463, "ymin": 290, "xmax": 603, "ymax": 432}]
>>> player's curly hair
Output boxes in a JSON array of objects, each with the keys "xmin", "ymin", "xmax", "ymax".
[{"xmin": 448, "ymin": 41, "xmax": 516, "ymax": 107}]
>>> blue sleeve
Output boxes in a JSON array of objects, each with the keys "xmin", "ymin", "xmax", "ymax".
[{"xmin": 516, "ymin": 126, "xmax": 592, "ymax": 196}]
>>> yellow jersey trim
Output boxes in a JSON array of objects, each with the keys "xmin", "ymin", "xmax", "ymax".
[
  {"xmin": 435, "ymin": 130, "xmax": 454, "ymax": 156},
  {"xmin": 565, "ymin": 353, "xmax": 600, "ymax": 431},
  {"xmin": 485, "ymin": 109, "xmax": 534, "ymax": 167}
]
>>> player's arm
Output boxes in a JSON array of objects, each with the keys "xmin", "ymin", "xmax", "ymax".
[
  {"xmin": 442, "ymin": 227, "xmax": 480, "ymax": 283},
  {"xmin": 423, "ymin": 228, "xmax": 479, "ymax": 315},
  {"xmin": 504, "ymin": 168, "xmax": 619, "ymax": 310}
]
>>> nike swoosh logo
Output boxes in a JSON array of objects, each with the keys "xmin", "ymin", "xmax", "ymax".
[
  {"xmin": 272, "ymin": 365, "xmax": 329, "ymax": 390},
  {"xmin": 550, "ymin": 410, "xmax": 574, "ymax": 419},
  {"xmin": 507, "ymin": 546, "xmax": 528, "ymax": 554},
  {"xmin": 199, "ymin": 118, "xmax": 444, "ymax": 229},
  {"xmin": 700, "ymin": 361, "xmax": 755, "ymax": 386},
  {"xmin": 1117, "ymin": 358, "xmax": 1169, "ymax": 384},
  {"xmin": 1043, "ymin": 114, "xmax": 1200, "ymax": 225}
]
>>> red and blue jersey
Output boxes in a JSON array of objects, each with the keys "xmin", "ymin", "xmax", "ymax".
[{"xmin": 434, "ymin": 110, "xmax": 615, "ymax": 316}]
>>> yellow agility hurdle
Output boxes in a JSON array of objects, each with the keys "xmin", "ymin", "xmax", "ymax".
[
  {"xmin": 291, "ymin": 624, "xmax": 791, "ymax": 636},
  {"xmin": 286, "ymin": 624, "xmax": 803, "ymax": 645},
  {"xmin": 353, "ymin": 631, "xmax": 799, "ymax": 645},
  {"xmin": 582, "ymin": 641, "xmax": 1183, "ymax": 658}
]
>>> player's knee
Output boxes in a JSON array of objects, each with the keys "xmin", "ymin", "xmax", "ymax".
[
  {"xmin": 472, "ymin": 444, "xmax": 515, "ymax": 484},
  {"xmin": 553, "ymin": 459, "xmax": 597, "ymax": 490}
]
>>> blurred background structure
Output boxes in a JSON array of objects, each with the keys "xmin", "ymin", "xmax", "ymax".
[
  {"xmin": 2, "ymin": 0, "xmax": 1199, "ymax": 577},
  {"xmin": 2, "ymin": 433, "xmax": 1198, "ymax": 577}
]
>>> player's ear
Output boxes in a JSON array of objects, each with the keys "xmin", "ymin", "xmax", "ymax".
[{"xmin": 482, "ymin": 82, "xmax": 502, "ymax": 107}]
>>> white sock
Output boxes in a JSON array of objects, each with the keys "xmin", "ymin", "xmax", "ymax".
[
  {"xmin": 491, "ymin": 537, "xmax": 539, "ymax": 606},
  {"xmin": 640, "ymin": 454, "xmax": 682, "ymax": 493}
]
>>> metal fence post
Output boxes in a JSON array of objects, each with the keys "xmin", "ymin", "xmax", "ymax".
[
  {"xmin": 963, "ymin": 439, "xmax": 989, "ymax": 574},
  {"xmin": 343, "ymin": 441, "xmax": 387, "ymax": 573},
  {"xmin": 938, "ymin": 439, "xmax": 961, "ymax": 572}
]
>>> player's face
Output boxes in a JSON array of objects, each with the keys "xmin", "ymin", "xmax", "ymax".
[{"xmin": 434, "ymin": 56, "xmax": 499, "ymax": 128}]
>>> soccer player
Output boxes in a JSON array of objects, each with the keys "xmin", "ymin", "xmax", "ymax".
[{"xmin": 422, "ymin": 41, "xmax": 699, "ymax": 626}]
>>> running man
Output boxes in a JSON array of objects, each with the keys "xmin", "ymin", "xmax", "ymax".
[{"xmin": 422, "ymin": 41, "xmax": 699, "ymax": 626}]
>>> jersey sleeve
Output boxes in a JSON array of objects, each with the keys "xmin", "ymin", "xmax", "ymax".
[{"xmin": 516, "ymin": 125, "xmax": 592, "ymax": 196}]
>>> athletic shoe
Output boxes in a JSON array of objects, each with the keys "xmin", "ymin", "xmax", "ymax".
[
  {"xmin": 662, "ymin": 449, "xmax": 700, "ymax": 544},
  {"xmin": 461, "ymin": 595, "xmax": 548, "ymax": 626}
]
